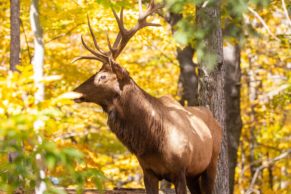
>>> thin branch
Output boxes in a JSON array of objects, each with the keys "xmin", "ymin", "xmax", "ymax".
[
  {"xmin": 144, "ymin": 37, "xmax": 175, "ymax": 64},
  {"xmin": 256, "ymin": 142, "xmax": 284, "ymax": 152},
  {"xmin": 259, "ymin": 84, "xmax": 289, "ymax": 103},
  {"xmin": 248, "ymin": 7, "xmax": 280, "ymax": 41},
  {"xmin": 138, "ymin": 0, "xmax": 143, "ymax": 18},
  {"xmin": 46, "ymin": 23, "xmax": 84, "ymax": 43},
  {"xmin": 281, "ymin": 0, "xmax": 291, "ymax": 27},
  {"xmin": 20, "ymin": 19, "xmax": 32, "ymax": 63},
  {"xmin": 247, "ymin": 149, "xmax": 291, "ymax": 193}
]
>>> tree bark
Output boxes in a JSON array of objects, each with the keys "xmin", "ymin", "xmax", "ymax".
[
  {"xmin": 224, "ymin": 43, "xmax": 242, "ymax": 194},
  {"xmin": 30, "ymin": 0, "xmax": 44, "ymax": 103},
  {"xmin": 196, "ymin": 1, "xmax": 229, "ymax": 194},
  {"xmin": 8, "ymin": 0, "xmax": 21, "ymax": 185},
  {"xmin": 10, "ymin": 0, "xmax": 20, "ymax": 71},
  {"xmin": 30, "ymin": 0, "xmax": 46, "ymax": 193}
]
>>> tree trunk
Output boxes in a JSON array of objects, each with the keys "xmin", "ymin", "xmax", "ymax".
[
  {"xmin": 30, "ymin": 0, "xmax": 46, "ymax": 193},
  {"xmin": 8, "ymin": 0, "xmax": 21, "ymax": 186},
  {"xmin": 30, "ymin": 0, "xmax": 44, "ymax": 103},
  {"xmin": 167, "ymin": 12, "xmax": 199, "ymax": 106},
  {"xmin": 10, "ymin": 0, "xmax": 20, "ymax": 71},
  {"xmin": 224, "ymin": 43, "xmax": 242, "ymax": 194},
  {"xmin": 177, "ymin": 46, "xmax": 199, "ymax": 106},
  {"xmin": 196, "ymin": 1, "xmax": 229, "ymax": 194}
]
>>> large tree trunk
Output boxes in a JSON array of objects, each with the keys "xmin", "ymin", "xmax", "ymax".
[
  {"xmin": 196, "ymin": 1, "xmax": 229, "ymax": 194},
  {"xmin": 224, "ymin": 44, "xmax": 242, "ymax": 194},
  {"xmin": 10, "ymin": 0, "xmax": 20, "ymax": 71}
]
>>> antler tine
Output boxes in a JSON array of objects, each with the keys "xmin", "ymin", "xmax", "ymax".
[
  {"xmin": 87, "ymin": 15, "xmax": 107, "ymax": 55},
  {"xmin": 113, "ymin": 32, "xmax": 122, "ymax": 49},
  {"xmin": 135, "ymin": 0, "xmax": 162, "ymax": 30},
  {"xmin": 138, "ymin": 0, "xmax": 143, "ymax": 18},
  {"xmin": 72, "ymin": 56, "xmax": 108, "ymax": 63},
  {"xmin": 109, "ymin": 0, "xmax": 162, "ymax": 59},
  {"xmin": 106, "ymin": 32, "xmax": 116, "ymax": 55},
  {"xmin": 80, "ymin": 36, "xmax": 108, "ymax": 63},
  {"xmin": 74, "ymin": 1, "xmax": 163, "ymax": 64},
  {"xmin": 140, "ymin": 0, "xmax": 162, "ymax": 20},
  {"xmin": 81, "ymin": 36, "xmax": 104, "ymax": 58},
  {"xmin": 112, "ymin": 8, "xmax": 125, "ymax": 51},
  {"xmin": 112, "ymin": 8, "xmax": 127, "ymax": 36}
]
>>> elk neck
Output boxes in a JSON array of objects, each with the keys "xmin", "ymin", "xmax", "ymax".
[{"xmin": 106, "ymin": 79, "xmax": 165, "ymax": 156}]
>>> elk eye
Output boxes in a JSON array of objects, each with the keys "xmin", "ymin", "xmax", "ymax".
[{"xmin": 100, "ymin": 75, "xmax": 106, "ymax": 80}]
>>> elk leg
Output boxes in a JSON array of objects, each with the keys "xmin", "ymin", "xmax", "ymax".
[
  {"xmin": 201, "ymin": 161, "xmax": 217, "ymax": 194},
  {"xmin": 173, "ymin": 172, "xmax": 187, "ymax": 194},
  {"xmin": 143, "ymin": 170, "xmax": 159, "ymax": 194},
  {"xmin": 186, "ymin": 176, "xmax": 202, "ymax": 194}
]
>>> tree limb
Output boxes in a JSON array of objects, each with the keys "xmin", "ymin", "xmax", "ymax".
[
  {"xmin": 281, "ymin": 0, "xmax": 291, "ymax": 27},
  {"xmin": 246, "ymin": 149, "xmax": 291, "ymax": 193},
  {"xmin": 20, "ymin": 19, "xmax": 32, "ymax": 63},
  {"xmin": 46, "ymin": 23, "xmax": 85, "ymax": 44},
  {"xmin": 248, "ymin": 7, "xmax": 280, "ymax": 41}
]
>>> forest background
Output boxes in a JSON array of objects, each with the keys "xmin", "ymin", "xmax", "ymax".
[{"xmin": 0, "ymin": 0, "xmax": 290, "ymax": 193}]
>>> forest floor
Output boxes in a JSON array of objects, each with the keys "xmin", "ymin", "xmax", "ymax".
[{"xmin": 0, "ymin": 188, "xmax": 176, "ymax": 194}]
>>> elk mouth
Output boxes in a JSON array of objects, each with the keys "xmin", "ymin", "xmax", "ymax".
[
  {"xmin": 72, "ymin": 92, "xmax": 86, "ymax": 103},
  {"xmin": 61, "ymin": 91, "xmax": 85, "ymax": 103},
  {"xmin": 74, "ymin": 96, "xmax": 85, "ymax": 103}
]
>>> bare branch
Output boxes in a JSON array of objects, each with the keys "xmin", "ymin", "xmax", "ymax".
[
  {"xmin": 281, "ymin": 0, "xmax": 291, "ymax": 27},
  {"xmin": 46, "ymin": 23, "xmax": 84, "ymax": 44},
  {"xmin": 247, "ymin": 150, "xmax": 291, "ymax": 193},
  {"xmin": 248, "ymin": 7, "xmax": 280, "ymax": 41}
]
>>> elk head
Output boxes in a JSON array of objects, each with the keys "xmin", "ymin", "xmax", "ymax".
[{"xmin": 72, "ymin": 0, "xmax": 162, "ymax": 110}]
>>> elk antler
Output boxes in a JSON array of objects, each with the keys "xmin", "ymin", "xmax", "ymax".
[{"xmin": 73, "ymin": 0, "xmax": 163, "ymax": 64}]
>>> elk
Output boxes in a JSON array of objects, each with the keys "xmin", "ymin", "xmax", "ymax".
[{"xmin": 72, "ymin": 1, "xmax": 222, "ymax": 194}]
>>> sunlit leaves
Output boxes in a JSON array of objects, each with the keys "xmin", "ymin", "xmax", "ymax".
[
  {"xmin": 1, "ymin": 0, "xmax": 290, "ymax": 192},
  {"xmin": 0, "ymin": 66, "xmax": 105, "ymax": 192}
]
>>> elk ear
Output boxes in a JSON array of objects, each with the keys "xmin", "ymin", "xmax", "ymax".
[{"xmin": 111, "ymin": 62, "xmax": 129, "ymax": 81}]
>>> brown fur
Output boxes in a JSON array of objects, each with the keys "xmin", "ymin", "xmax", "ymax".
[{"xmin": 73, "ymin": 62, "xmax": 222, "ymax": 194}]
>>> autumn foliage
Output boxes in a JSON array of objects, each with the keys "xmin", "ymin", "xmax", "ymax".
[{"xmin": 0, "ymin": 0, "xmax": 290, "ymax": 193}]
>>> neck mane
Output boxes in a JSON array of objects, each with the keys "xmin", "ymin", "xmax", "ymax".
[{"xmin": 106, "ymin": 80, "xmax": 165, "ymax": 156}]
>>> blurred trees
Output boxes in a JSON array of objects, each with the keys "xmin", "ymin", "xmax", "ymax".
[
  {"xmin": 224, "ymin": 43, "xmax": 242, "ymax": 194},
  {"xmin": 0, "ymin": 0, "xmax": 290, "ymax": 193},
  {"xmin": 223, "ymin": 2, "xmax": 243, "ymax": 192}
]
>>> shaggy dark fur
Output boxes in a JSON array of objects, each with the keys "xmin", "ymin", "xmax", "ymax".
[{"xmin": 73, "ymin": 62, "xmax": 222, "ymax": 194}]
